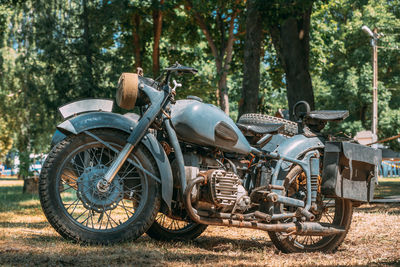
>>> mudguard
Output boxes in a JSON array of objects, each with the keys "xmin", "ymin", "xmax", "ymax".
[
  {"xmin": 263, "ymin": 134, "xmax": 325, "ymax": 185},
  {"xmin": 52, "ymin": 111, "xmax": 173, "ymax": 211}
]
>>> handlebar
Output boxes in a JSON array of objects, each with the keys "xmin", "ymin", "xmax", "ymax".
[
  {"xmin": 165, "ymin": 63, "xmax": 198, "ymax": 75},
  {"xmin": 159, "ymin": 62, "xmax": 197, "ymax": 93}
]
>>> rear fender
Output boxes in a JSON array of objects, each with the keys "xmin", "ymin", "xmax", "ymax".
[
  {"xmin": 53, "ymin": 111, "xmax": 173, "ymax": 211},
  {"xmin": 273, "ymin": 134, "xmax": 325, "ymax": 185}
]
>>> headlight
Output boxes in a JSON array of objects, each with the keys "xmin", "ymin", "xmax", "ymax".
[{"xmin": 116, "ymin": 73, "xmax": 138, "ymax": 110}]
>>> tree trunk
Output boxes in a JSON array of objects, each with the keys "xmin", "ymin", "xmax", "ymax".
[
  {"xmin": 184, "ymin": 1, "xmax": 237, "ymax": 115},
  {"xmin": 239, "ymin": 0, "xmax": 262, "ymax": 118},
  {"xmin": 82, "ymin": 0, "xmax": 95, "ymax": 96},
  {"xmin": 18, "ymin": 135, "xmax": 33, "ymax": 193},
  {"xmin": 152, "ymin": 0, "xmax": 164, "ymax": 77},
  {"xmin": 132, "ymin": 14, "xmax": 141, "ymax": 69},
  {"xmin": 23, "ymin": 177, "xmax": 39, "ymax": 194},
  {"xmin": 270, "ymin": 8, "xmax": 314, "ymax": 119},
  {"xmin": 18, "ymin": 144, "xmax": 30, "ymax": 180},
  {"xmin": 218, "ymin": 70, "xmax": 229, "ymax": 114}
]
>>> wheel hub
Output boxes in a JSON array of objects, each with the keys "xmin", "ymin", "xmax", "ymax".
[{"xmin": 77, "ymin": 164, "xmax": 123, "ymax": 213}]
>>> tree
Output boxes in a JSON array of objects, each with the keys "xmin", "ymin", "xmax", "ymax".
[
  {"xmin": 310, "ymin": 0, "xmax": 400, "ymax": 149},
  {"xmin": 0, "ymin": 117, "xmax": 12, "ymax": 159},
  {"xmin": 185, "ymin": 0, "xmax": 243, "ymax": 114},
  {"xmin": 238, "ymin": 0, "xmax": 263, "ymax": 117},
  {"xmin": 152, "ymin": 0, "xmax": 164, "ymax": 77},
  {"xmin": 121, "ymin": 0, "xmax": 166, "ymax": 76},
  {"xmin": 263, "ymin": 1, "xmax": 315, "ymax": 118},
  {"xmin": 0, "ymin": 6, "xmax": 15, "ymax": 160}
]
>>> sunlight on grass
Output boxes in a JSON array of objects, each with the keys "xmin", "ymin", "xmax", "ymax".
[
  {"xmin": 18, "ymin": 199, "xmax": 40, "ymax": 207},
  {"xmin": 379, "ymin": 177, "xmax": 400, "ymax": 182}
]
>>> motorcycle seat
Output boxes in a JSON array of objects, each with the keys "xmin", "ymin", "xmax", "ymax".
[
  {"xmin": 304, "ymin": 110, "xmax": 349, "ymax": 122},
  {"xmin": 236, "ymin": 123, "xmax": 284, "ymax": 136}
]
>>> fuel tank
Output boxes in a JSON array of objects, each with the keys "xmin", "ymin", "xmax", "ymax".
[{"xmin": 170, "ymin": 99, "xmax": 251, "ymax": 155}]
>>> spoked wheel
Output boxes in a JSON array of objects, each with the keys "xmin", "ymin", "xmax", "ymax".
[
  {"xmin": 39, "ymin": 129, "xmax": 161, "ymax": 245},
  {"xmin": 268, "ymin": 166, "xmax": 353, "ymax": 253},
  {"xmin": 147, "ymin": 211, "xmax": 207, "ymax": 241}
]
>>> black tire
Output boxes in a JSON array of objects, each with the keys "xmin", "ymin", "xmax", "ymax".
[
  {"xmin": 238, "ymin": 113, "xmax": 298, "ymax": 136},
  {"xmin": 268, "ymin": 166, "xmax": 353, "ymax": 253},
  {"xmin": 39, "ymin": 129, "xmax": 161, "ymax": 245},
  {"xmin": 146, "ymin": 213, "xmax": 207, "ymax": 241}
]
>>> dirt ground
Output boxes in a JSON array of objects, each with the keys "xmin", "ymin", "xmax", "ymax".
[{"xmin": 1, "ymin": 177, "xmax": 400, "ymax": 266}]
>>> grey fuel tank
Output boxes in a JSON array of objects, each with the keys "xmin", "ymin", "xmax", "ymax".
[{"xmin": 170, "ymin": 99, "xmax": 251, "ymax": 155}]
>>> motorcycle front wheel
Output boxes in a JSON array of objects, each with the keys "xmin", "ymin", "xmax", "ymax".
[
  {"xmin": 39, "ymin": 129, "xmax": 161, "ymax": 245},
  {"xmin": 268, "ymin": 166, "xmax": 353, "ymax": 253}
]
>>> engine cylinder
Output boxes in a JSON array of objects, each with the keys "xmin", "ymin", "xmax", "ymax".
[{"xmin": 208, "ymin": 170, "xmax": 240, "ymax": 209}]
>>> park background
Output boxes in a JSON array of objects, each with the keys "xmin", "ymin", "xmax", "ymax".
[
  {"xmin": 0, "ymin": 0, "xmax": 400, "ymax": 266},
  {"xmin": 0, "ymin": 0, "xmax": 400, "ymax": 180},
  {"xmin": 1, "ymin": 0, "xmax": 400, "ymax": 180}
]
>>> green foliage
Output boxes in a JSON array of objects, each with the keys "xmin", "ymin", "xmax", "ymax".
[
  {"xmin": 0, "ymin": 116, "xmax": 12, "ymax": 159},
  {"xmin": 310, "ymin": 0, "xmax": 400, "ymax": 149},
  {"xmin": 1, "ymin": 0, "xmax": 400, "ymax": 163}
]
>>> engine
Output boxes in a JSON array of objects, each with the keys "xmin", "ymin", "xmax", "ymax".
[
  {"xmin": 205, "ymin": 170, "xmax": 250, "ymax": 213},
  {"xmin": 178, "ymin": 152, "xmax": 251, "ymax": 214}
]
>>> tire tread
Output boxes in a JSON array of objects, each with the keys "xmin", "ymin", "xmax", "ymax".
[{"xmin": 238, "ymin": 113, "xmax": 298, "ymax": 136}]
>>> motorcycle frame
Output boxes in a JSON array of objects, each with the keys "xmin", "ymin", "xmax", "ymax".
[{"xmin": 53, "ymin": 73, "xmax": 326, "ymax": 218}]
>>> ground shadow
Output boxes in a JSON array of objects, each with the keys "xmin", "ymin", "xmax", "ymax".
[
  {"xmin": 0, "ymin": 221, "xmax": 48, "ymax": 230},
  {"xmin": 192, "ymin": 235, "xmax": 273, "ymax": 252},
  {"xmin": 18, "ymin": 234, "xmax": 64, "ymax": 243},
  {"xmin": 0, "ymin": 184, "xmax": 40, "ymax": 212},
  {"xmin": 0, "ymin": 239, "xmax": 255, "ymax": 266},
  {"xmin": 356, "ymin": 203, "xmax": 400, "ymax": 215}
]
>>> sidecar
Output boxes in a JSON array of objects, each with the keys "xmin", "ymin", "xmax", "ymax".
[{"xmin": 238, "ymin": 108, "xmax": 383, "ymax": 205}]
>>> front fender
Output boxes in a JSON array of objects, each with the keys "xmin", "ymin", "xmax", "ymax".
[{"xmin": 52, "ymin": 111, "xmax": 173, "ymax": 211}]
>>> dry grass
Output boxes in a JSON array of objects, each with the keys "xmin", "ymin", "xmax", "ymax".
[{"xmin": 1, "ymin": 177, "xmax": 400, "ymax": 266}]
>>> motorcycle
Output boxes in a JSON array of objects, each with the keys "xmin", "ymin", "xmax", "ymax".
[{"xmin": 39, "ymin": 63, "xmax": 381, "ymax": 253}]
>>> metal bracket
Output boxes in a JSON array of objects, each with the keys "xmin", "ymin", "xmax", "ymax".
[{"xmin": 83, "ymin": 130, "xmax": 161, "ymax": 183}]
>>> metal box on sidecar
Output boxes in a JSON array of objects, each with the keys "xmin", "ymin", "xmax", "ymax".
[{"xmin": 321, "ymin": 141, "xmax": 382, "ymax": 202}]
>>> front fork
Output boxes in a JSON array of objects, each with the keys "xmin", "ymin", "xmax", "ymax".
[{"xmin": 97, "ymin": 84, "xmax": 170, "ymax": 192}]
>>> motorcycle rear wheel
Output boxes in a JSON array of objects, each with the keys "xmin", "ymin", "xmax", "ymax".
[
  {"xmin": 39, "ymin": 129, "xmax": 161, "ymax": 245},
  {"xmin": 268, "ymin": 166, "xmax": 353, "ymax": 253}
]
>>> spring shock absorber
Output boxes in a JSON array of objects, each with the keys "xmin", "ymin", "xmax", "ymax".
[{"xmin": 310, "ymin": 157, "xmax": 320, "ymax": 204}]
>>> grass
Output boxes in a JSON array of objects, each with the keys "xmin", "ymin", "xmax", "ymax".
[
  {"xmin": 0, "ymin": 177, "xmax": 400, "ymax": 266},
  {"xmin": 375, "ymin": 177, "xmax": 400, "ymax": 198}
]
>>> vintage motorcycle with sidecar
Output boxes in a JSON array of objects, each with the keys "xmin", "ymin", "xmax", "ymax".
[{"xmin": 39, "ymin": 63, "xmax": 381, "ymax": 253}]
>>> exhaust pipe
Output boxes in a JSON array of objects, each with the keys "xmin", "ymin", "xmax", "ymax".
[
  {"xmin": 295, "ymin": 222, "xmax": 345, "ymax": 236},
  {"xmin": 184, "ymin": 176, "xmax": 345, "ymax": 236}
]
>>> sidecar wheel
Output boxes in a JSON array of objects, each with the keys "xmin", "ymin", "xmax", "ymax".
[
  {"xmin": 146, "ymin": 213, "xmax": 207, "ymax": 241},
  {"xmin": 268, "ymin": 166, "xmax": 353, "ymax": 253},
  {"xmin": 39, "ymin": 129, "xmax": 161, "ymax": 245}
]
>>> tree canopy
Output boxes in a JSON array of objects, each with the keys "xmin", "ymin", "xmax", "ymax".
[{"xmin": 1, "ymin": 0, "xmax": 400, "ymax": 172}]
